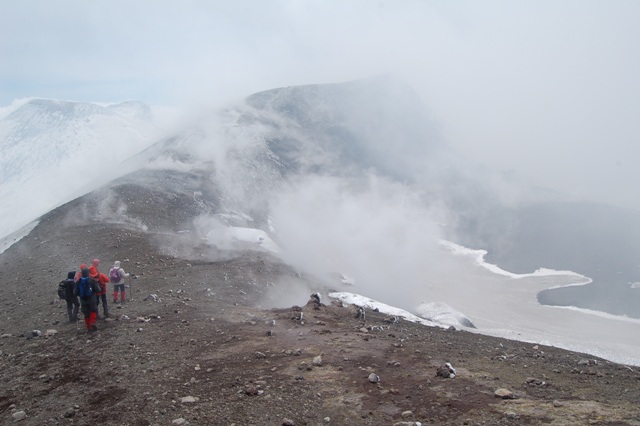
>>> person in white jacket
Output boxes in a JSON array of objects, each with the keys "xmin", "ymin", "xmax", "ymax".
[{"xmin": 110, "ymin": 260, "xmax": 131, "ymax": 304}]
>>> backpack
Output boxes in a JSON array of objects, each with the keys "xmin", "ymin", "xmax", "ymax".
[
  {"xmin": 78, "ymin": 277, "xmax": 94, "ymax": 298},
  {"xmin": 57, "ymin": 281, "xmax": 66, "ymax": 299},
  {"xmin": 110, "ymin": 267, "xmax": 121, "ymax": 283}
]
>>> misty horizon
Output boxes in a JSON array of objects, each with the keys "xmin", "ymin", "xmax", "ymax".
[{"xmin": 2, "ymin": 1, "xmax": 640, "ymax": 211}]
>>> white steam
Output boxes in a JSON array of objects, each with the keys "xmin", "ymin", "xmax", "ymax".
[{"xmin": 269, "ymin": 173, "xmax": 450, "ymax": 310}]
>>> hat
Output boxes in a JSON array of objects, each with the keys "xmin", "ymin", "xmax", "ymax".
[
  {"xmin": 114, "ymin": 260, "xmax": 121, "ymax": 268},
  {"xmin": 89, "ymin": 266, "xmax": 98, "ymax": 277}
]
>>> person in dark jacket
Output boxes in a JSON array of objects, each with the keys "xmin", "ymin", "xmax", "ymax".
[
  {"xmin": 74, "ymin": 268, "xmax": 101, "ymax": 332},
  {"xmin": 63, "ymin": 271, "xmax": 79, "ymax": 322}
]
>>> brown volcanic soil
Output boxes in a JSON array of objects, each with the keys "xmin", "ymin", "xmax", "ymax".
[{"xmin": 1, "ymin": 187, "xmax": 640, "ymax": 425}]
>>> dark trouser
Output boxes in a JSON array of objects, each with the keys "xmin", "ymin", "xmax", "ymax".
[
  {"xmin": 96, "ymin": 293, "xmax": 109, "ymax": 318},
  {"xmin": 113, "ymin": 284, "xmax": 125, "ymax": 303},
  {"xmin": 66, "ymin": 296, "xmax": 79, "ymax": 322},
  {"xmin": 80, "ymin": 298, "xmax": 98, "ymax": 331}
]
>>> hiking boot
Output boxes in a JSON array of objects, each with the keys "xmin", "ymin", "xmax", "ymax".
[{"xmin": 91, "ymin": 325, "xmax": 98, "ymax": 332}]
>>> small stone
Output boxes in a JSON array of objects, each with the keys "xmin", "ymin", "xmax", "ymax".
[
  {"xmin": 12, "ymin": 411, "xmax": 27, "ymax": 421},
  {"xmin": 436, "ymin": 363, "xmax": 456, "ymax": 378},
  {"xmin": 45, "ymin": 329, "xmax": 58, "ymax": 337},
  {"xmin": 368, "ymin": 373, "xmax": 380, "ymax": 383},
  {"xmin": 494, "ymin": 388, "xmax": 515, "ymax": 399},
  {"xmin": 282, "ymin": 419, "xmax": 295, "ymax": 426},
  {"xmin": 63, "ymin": 408, "xmax": 75, "ymax": 418},
  {"xmin": 245, "ymin": 385, "xmax": 259, "ymax": 396},
  {"xmin": 553, "ymin": 400, "xmax": 564, "ymax": 408},
  {"xmin": 172, "ymin": 418, "xmax": 187, "ymax": 425},
  {"xmin": 401, "ymin": 410, "xmax": 413, "ymax": 418},
  {"xmin": 181, "ymin": 396, "xmax": 196, "ymax": 403},
  {"xmin": 313, "ymin": 355, "xmax": 323, "ymax": 366}
]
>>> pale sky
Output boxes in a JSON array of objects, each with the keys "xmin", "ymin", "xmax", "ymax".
[{"xmin": 2, "ymin": 0, "xmax": 640, "ymax": 210}]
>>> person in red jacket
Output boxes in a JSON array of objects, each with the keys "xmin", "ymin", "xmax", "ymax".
[
  {"xmin": 75, "ymin": 263, "xmax": 87, "ymax": 282},
  {"xmin": 90, "ymin": 260, "xmax": 110, "ymax": 319}
]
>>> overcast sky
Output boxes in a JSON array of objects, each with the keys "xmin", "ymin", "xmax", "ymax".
[{"xmin": 2, "ymin": 0, "xmax": 640, "ymax": 210}]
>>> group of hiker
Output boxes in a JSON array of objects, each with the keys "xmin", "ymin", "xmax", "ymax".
[{"xmin": 58, "ymin": 258, "xmax": 132, "ymax": 333}]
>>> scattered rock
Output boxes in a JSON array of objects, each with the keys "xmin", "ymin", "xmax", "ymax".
[
  {"xmin": 26, "ymin": 330, "xmax": 41, "ymax": 339},
  {"xmin": 525, "ymin": 377, "xmax": 546, "ymax": 386},
  {"xmin": 144, "ymin": 294, "xmax": 161, "ymax": 302},
  {"xmin": 368, "ymin": 373, "xmax": 380, "ymax": 383},
  {"xmin": 309, "ymin": 293, "xmax": 321, "ymax": 304},
  {"xmin": 181, "ymin": 396, "xmax": 197, "ymax": 403},
  {"xmin": 436, "ymin": 363, "xmax": 456, "ymax": 378},
  {"xmin": 44, "ymin": 329, "xmax": 57, "ymax": 337},
  {"xmin": 12, "ymin": 410, "xmax": 27, "ymax": 421},
  {"xmin": 282, "ymin": 419, "xmax": 295, "ymax": 426},
  {"xmin": 494, "ymin": 388, "xmax": 515, "ymax": 399}
]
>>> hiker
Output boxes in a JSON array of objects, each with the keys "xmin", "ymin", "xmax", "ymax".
[
  {"xmin": 110, "ymin": 260, "xmax": 131, "ymax": 304},
  {"xmin": 74, "ymin": 267, "xmax": 101, "ymax": 332},
  {"xmin": 90, "ymin": 259, "xmax": 111, "ymax": 318},
  {"xmin": 62, "ymin": 271, "xmax": 79, "ymax": 322},
  {"xmin": 75, "ymin": 263, "xmax": 87, "ymax": 282}
]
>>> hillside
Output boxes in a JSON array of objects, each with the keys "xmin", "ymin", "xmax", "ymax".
[
  {"xmin": 2, "ymin": 79, "xmax": 640, "ymax": 425},
  {"xmin": 1, "ymin": 175, "xmax": 640, "ymax": 426}
]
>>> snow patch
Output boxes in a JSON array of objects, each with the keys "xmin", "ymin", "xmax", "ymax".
[
  {"xmin": 416, "ymin": 301, "xmax": 476, "ymax": 328},
  {"xmin": 205, "ymin": 226, "xmax": 281, "ymax": 254},
  {"xmin": 329, "ymin": 291, "xmax": 444, "ymax": 328}
]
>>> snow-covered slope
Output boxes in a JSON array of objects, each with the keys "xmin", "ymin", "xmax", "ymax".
[{"xmin": 0, "ymin": 98, "xmax": 171, "ymax": 239}]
